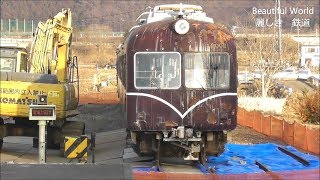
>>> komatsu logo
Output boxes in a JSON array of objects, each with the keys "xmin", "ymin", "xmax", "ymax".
[
  {"xmin": 0, "ymin": 97, "xmax": 37, "ymax": 105},
  {"xmin": 0, "ymin": 88, "xmax": 44, "ymax": 105}
]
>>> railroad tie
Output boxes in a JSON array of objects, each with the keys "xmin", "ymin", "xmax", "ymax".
[
  {"xmin": 255, "ymin": 160, "xmax": 282, "ymax": 179},
  {"xmin": 277, "ymin": 146, "xmax": 310, "ymax": 166}
]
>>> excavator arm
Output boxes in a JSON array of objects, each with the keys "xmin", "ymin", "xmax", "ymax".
[{"xmin": 29, "ymin": 8, "xmax": 73, "ymax": 83}]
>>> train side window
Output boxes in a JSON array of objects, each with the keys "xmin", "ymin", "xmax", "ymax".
[
  {"xmin": 134, "ymin": 52, "xmax": 181, "ymax": 89},
  {"xmin": 185, "ymin": 53, "xmax": 230, "ymax": 89}
]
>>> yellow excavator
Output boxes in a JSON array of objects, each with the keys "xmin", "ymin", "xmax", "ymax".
[{"xmin": 0, "ymin": 9, "xmax": 84, "ymax": 151}]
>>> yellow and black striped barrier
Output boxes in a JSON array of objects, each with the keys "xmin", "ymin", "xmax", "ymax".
[{"xmin": 64, "ymin": 135, "xmax": 88, "ymax": 160}]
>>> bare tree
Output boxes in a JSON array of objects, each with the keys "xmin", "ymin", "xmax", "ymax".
[{"xmin": 234, "ymin": 11, "xmax": 299, "ymax": 98}]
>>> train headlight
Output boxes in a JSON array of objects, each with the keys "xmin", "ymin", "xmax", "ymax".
[{"xmin": 174, "ymin": 19, "xmax": 190, "ymax": 35}]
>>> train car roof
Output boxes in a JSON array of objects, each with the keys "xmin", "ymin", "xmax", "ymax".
[
  {"xmin": 154, "ymin": 4, "xmax": 203, "ymax": 12},
  {"xmin": 134, "ymin": 3, "xmax": 213, "ymax": 28}
]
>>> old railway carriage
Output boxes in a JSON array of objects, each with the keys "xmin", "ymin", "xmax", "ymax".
[{"xmin": 116, "ymin": 4, "xmax": 237, "ymax": 164}]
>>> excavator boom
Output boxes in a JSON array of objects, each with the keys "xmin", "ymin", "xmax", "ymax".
[{"xmin": 29, "ymin": 8, "xmax": 72, "ymax": 83}]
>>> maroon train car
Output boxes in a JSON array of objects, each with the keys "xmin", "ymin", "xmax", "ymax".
[{"xmin": 116, "ymin": 4, "xmax": 237, "ymax": 164}]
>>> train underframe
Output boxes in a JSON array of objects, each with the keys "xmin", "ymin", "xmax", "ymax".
[{"xmin": 129, "ymin": 127, "xmax": 227, "ymax": 165}]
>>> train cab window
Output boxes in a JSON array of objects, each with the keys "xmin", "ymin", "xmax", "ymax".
[
  {"xmin": 134, "ymin": 52, "xmax": 181, "ymax": 89},
  {"xmin": 185, "ymin": 53, "xmax": 230, "ymax": 89}
]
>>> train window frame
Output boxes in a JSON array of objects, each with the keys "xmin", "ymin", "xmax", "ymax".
[
  {"xmin": 134, "ymin": 52, "xmax": 182, "ymax": 90},
  {"xmin": 184, "ymin": 52, "xmax": 230, "ymax": 89}
]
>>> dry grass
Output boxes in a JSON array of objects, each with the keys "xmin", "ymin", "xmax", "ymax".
[
  {"xmin": 72, "ymin": 36, "xmax": 120, "ymax": 94},
  {"xmin": 76, "ymin": 66, "xmax": 119, "ymax": 104},
  {"xmin": 73, "ymin": 36, "xmax": 122, "ymax": 67},
  {"xmin": 238, "ymin": 96, "xmax": 286, "ymax": 115},
  {"xmin": 283, "ymin": 90, "xmax": 320, "ymax": 125},
  {"xmin": 239, "ymin": 91, "xmax": 320, "ymax": 125},
  {"xmin": 77, "ymin": 67, "xmax": 117, "ymax": 93}
]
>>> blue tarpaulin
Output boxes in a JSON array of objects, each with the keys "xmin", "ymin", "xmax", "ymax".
[
  {"xmin": 132, "ymin": 143, "xmax": 320, "ymax": 174},
  {"xmin": 207, "ymin": 143, "xmax": 319, "ymax": 174}
]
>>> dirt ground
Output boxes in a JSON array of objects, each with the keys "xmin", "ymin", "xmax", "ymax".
[
  {"xmin": 69, "ymin": 104, "xmax": 125, "ymax": 134},
  {"xmin": 79, "ymin": 91, "xmax": 119, "ymax": 105}
]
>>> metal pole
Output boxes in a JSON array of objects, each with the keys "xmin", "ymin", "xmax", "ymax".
[
  {"xmin": 297, "ymin": 27, "xmax": 300, "ymax": 65},
  {"xmin": 8, "ymin": 19, "xmax": 11, "ymax": 34},
  {"xmin": 38, "ymin": 120, "xmax": 47, "ymax": 164},
  {"xmin": 91, "ymin": 132, "xmax": 96, "ymax": 164},
  {"xmin": 277, "ymin": 0, "xmax": 282, "ymax": 63},
  {"xmin": 16, "ymin": 18, "xmax": 18, "ymax": 32},
  {"xmin": 32, "ymin": 20, "xmax": 34, "ymax": 34}
]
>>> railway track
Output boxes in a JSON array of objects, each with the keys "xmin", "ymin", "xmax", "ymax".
[
  {"xmin": 157, "ymin": 162, "xmax": 203, "ymax": 174},
  {"xmin": 254, "ymin": 146, "xmax": 311, "ymax": 179},
  {"xmin": 130, "ymin": 159, "xmax": 216, "ymax": 175},
  {"xmin": 130, "ymin": 143, "xmax": 317, "ymax": 175},
  {"xmin": 154, "ymin": 161, "xmax": 216, "ymax": 174}
]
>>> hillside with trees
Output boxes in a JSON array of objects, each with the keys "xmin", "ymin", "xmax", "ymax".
[{"xmin": 1, "ymin": 0, "xmax": 319, "ymax": 32}]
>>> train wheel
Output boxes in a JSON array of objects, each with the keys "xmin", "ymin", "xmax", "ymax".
[
  {"xmin": 199, "ymin": 138, "xmax": 207, "ymax": 165},
  {"xmin": 200, "ymin": 150, "xmax": 206, "ymax": 165},
  {"xmin": 155, "ymin": 139, "xmax": 161, "ymax": 167},
  {"xmin": 0, "ymin": 139, "xmax": 3, "ymax": 150},
  {"xmin": 131, "ymin": 140, "xmax": 141, "ymax": 156},
  {"xmin": 0, "ymin": 118, "xmax": 3, "ymax": 150}
]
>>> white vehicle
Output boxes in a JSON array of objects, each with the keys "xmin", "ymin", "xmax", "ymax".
[
  {"xmin": 272, "ymin": 67, "xmax": 297, "ymax": 80},
  {"xmin": 297, "ymin": 69, "xmax": 312, "ymax": 80},
  {"xmin": 238, "ymin": 71, "xmax": 254, "ymax": 84},
  {"xmin": 252, "ymin": 69, "xmax": 262, "ymax": 79}
]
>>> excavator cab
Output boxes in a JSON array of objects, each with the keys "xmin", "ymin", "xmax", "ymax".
[{"xmin": 0, "ymin": 46, "xmax": 28, "ymax": 72}]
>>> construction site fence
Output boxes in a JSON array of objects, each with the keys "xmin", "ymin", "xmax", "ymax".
[
  {"xmin": 1, "ymin": 19, "xmax": 124, "ymax": 38},
  {"xmin": 79, "ymin": 77, "xmax": 117, "ymax": 86},
  {"xmin": 1, "ymin": 19, "xmax": 37, "ymax": 34},
  {"xmin": 238, "ymin": 107, "xmax": 319, "ymax": 155}
]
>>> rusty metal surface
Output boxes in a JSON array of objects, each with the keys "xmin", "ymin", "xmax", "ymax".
[{"xmin": 120, "ymin": 19, "xmax": 237, "ymax": 131}]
